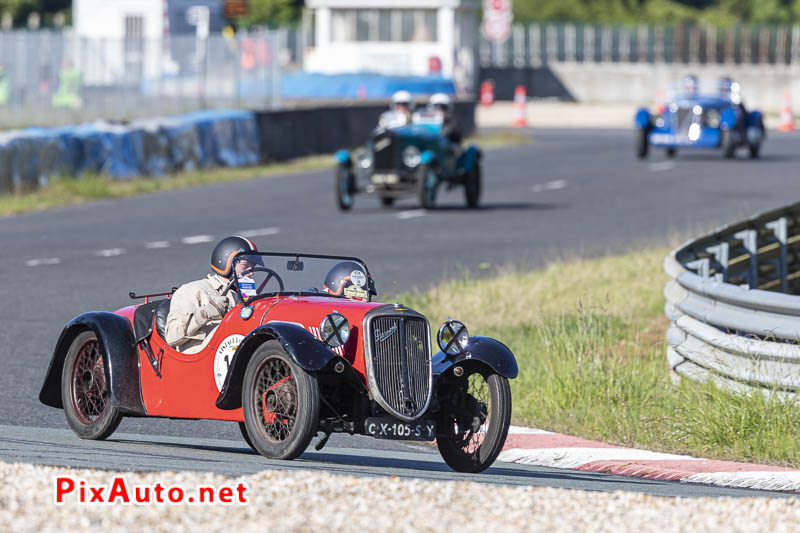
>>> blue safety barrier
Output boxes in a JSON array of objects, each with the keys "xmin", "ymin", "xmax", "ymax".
[
  {"xmin": 0, "ymin": 109, "xmax": 260, "ymax": 193},
  {"xmin": 280, "ymin": 72, "xmax": 457, "ymax": 100}
]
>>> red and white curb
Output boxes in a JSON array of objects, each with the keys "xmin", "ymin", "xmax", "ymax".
[{"xmin": 498, "ymin": 426, "xmax": 800, "ymax": 493}]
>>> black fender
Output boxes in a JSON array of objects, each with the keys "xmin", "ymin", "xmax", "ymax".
[
  {"xmin": 216, "ymin": 321, "xmax": 337, "ymax": 410},
  {"xmin": 39, "ymin": 311, "xmax": 146, "ymax": 415},
  {"xmin": 432, "ymin": 335, "xmax": 518, "ymax": 380}
]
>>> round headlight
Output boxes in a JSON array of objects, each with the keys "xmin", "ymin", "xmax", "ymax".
[
  {"xmin": 693, "ymin": 104, "xmax": 703, "ymax": 116},
  {"xmin": 356, "ymin": 148, "xmax": 372, "ymax": 169},
  {"xmin": 402, "ymin": 146, "xmax": 421, "ymax": 168},
  {"xmin": 706, "ymin": 109, "xmax": 720, "ymax": 128},
  {"xmin": 437, "ymin": 320, "xmax": 469, "ymax": 356},
  {"xmin": 321, "ymin": 312, "xmax": 350, "ymax": 348}
]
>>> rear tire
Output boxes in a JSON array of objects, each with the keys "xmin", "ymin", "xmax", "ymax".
[
  {"xmin": 335, "ymin": 164, "xmax": 355, "ymax": 211},
  {"xmin": 417, "ymin": 163, "xmax": 437, "ymax": 209},
  {"xmin": 464, "ymin": 164, "xmax": 481, "ymax": 208},
  {"xmin": 61, "ymin": 331, "xmax": 122, "ymax": 440},
  {"xmin": 749, "ymin": 142, "xmax": 761, "ymax": 159},
  {"xmin": 722, "ymin": 130, "xmax": 736, "ymax": 159},
  {"xmin": 242, "ymin": 340, "xmax": 320, "ymax": 460},
  {"xmin": 436, "ymin": 368, "xmax": 511, "ymax": 473},
  {"xmin": 665, "ymin": 147, "xmax": 677, "ymax": 158},
  {"xmin": 636, "ymin": 128, "xmax": 649, "ymax": 159}
]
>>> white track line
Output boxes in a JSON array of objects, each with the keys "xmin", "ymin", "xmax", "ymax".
[
  {"xmin": 238, "ymin": 227, "xmax": 280, "ymax": 237},
  {"xmin": 648, "ymin": 161, "xmax": 676, "ymax": 172},
  {"xmin": 95, "ymin": 248, "xmax": 126, "ymax": 258},
  {"xmin": 532, "ymin": 180, "xmax": 567, "ymax": 193},
  {"xmin": 182, "ymin": 235, "xmax": 215, "ymax": 245},
  {"xmin": 145, "ymin": 241, "xmax": 170, "ymax": 249},
  {"xmin": 397, "ymin": 209, "xmax": 426, "ymax": 220},
  {"xmin": 25, "ymin": 258, "xmax": 61, "ymax": 267}
]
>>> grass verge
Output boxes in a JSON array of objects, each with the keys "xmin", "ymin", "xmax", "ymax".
[
  {"xmin": 0, "ymin": 156, "xmax": 333, "ymax": 216},
  {"xmin": 0, "ymin": 130, "xmax": 529, "ymax": 217},
  {"xmin": 398, "ymin": 248, "xmax": 800, "ymax": 467}
]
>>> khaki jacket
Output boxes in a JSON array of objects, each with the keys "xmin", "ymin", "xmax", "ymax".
[{"xmin": 164, "ymin": 274, "xmax": 236, "ymax": 353}]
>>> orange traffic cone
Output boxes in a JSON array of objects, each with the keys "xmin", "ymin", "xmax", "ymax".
[
  {"xmin": 512, "ymin": 85, "xmax": 527, "ymax": 127},
  {"xmin": 778, "ymin": 90, "xmax": 795, "ymax": 132}
]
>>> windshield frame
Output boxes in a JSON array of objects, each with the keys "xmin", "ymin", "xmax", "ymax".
[{"xmin": 230, "ymin": 251, "xmax": 377, "ymax": 304}]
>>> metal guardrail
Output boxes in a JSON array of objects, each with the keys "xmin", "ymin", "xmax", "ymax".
[
  {"xmin": 481, "ymin": 22, "xmax": 800, "ymax": 68},
  {"xmin": 665, "ymin": 202, "xmax": 800, "ymax": 399}
]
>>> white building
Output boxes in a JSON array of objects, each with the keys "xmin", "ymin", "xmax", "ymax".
[
  {"xmin": 72, "ymin": 0, "xmax": 224, "ymax": 85},
  {"xmin": 304, "ymin": 0, "xmax": 479, "ymax": 90}
]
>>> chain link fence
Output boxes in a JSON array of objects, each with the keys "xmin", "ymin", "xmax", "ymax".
[
  {"xmin": 480, "ymin": 23, "xmax": 800, "ymax": 68},
  {"xmin": 0, "ymin": 29, "xmax": 299, "ymax": 129}
]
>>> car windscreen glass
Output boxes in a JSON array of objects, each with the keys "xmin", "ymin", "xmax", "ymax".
[{"xmin": 233, "ymin": 253, "xmax": 373, "ymax": 302}]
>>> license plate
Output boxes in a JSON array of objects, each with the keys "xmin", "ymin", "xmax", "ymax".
[
  {"xmin": 371, "ymin": 173, "xmax": 399, "ymax": 184},
  {"xmin": 364, "ymin": 417, "xmax": 436, "ymax": 441}
]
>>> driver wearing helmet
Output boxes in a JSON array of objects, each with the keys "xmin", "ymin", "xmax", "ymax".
[
  {"xmin": 682, "ymin": 74, "xmax": 699, "ymax": 97},
  {"xmin": 379, "ymin": 90, "xmax": 414, "ymax": 129},
  {"xmin": 321, "ymin": 261, "xmax": 371, "ymax": 301},
  {"xmin": 164, "ymin": 236, "xmax": 259, "ymax": 353},
  {"xmin": 429, "ymin": 92, "xmax": 462, "ymax": 144}
]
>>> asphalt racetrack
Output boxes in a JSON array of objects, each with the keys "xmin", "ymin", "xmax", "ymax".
[{"xmin": 2, "ymin": 128, "xmax": 800, "ymax": 497}]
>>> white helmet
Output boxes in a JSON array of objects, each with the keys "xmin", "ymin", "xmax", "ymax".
[
  {"xmin": 391, "ymin": 90, "xmax": 412, "ymax": 109},
  {"xmin": 429, "ymin": 92, "xmax": 453, "ymax": 112}
]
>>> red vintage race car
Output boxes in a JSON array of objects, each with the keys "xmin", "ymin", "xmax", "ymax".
[{"xmin": 39, "ymin": 252, "xmax": 518, "ymax": 473}]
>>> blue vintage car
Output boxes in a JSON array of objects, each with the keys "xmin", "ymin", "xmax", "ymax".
[
  {"xmin": 334, "ymin": 111, "xmax": 482, "ymax": 210},
  {"xmin": 634, "ymin": 93, "xmax": 765, "ymax": 159}
]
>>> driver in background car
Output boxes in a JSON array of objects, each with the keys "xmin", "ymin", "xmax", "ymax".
[
  {"xmin": 164, "ymin": 236, "xmax": 259, "ymax": 353},
  {"xmin": 378, "ymin": 90, "xmax": 414, "ymax": 129},
  {"xmin": 429, "ymin": 92, "xmax": 463, "ymax": 144}
]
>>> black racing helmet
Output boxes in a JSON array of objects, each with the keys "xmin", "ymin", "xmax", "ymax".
[
  {"xmin": 210, "ymin": 235, "xmax": 259, "ymax": 278},
  {"xmin": 322, "ymin": 261, "xmax": 371, "ymax": 300}
]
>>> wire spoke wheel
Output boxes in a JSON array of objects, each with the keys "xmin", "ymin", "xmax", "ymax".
[
  {"xmin": 61, "ymin": 331, "xmax": 122, "ymax": 440},
  {"xmin": 255, "ymin": 360, "xmax": 297, "ymax": 443},
  {"xmin": 436, "ymin": 367, "xmax": 511, "ymax": 473},
  {"xmin": 71, "ymin": 340, "xmax": 108, "ymax": 424},
  {"xmin": 243, "ymin": 340, "xmax": 320, "ymax": 460}
]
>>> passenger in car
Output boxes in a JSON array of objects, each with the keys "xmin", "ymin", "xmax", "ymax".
[{"xmin": 164, "ymin": 236, "xmax": 258, "ymax": 353}]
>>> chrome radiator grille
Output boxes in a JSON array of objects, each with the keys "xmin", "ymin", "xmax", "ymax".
[{"xmin": 366, "ymin": 314, "xmax": 432, "ymax": 420}]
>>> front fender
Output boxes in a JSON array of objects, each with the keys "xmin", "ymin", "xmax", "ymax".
[
  {"xmin": 432, "ymin": 336, "xmax": 519, "ymax": 379},
  {"xmin": 746, "ymin": 110, "xmax": 764, "ymax": 129},
  {"xmin": 216, "ymin": 322, "xmax": 336, "ymax": 410},
  {"xmin": 335, "ymin": 149, "xmax": 351, "ymax": 165},
  {"xmin": 39, "ymin": 311, "xmax": 145, "ymax": 415},
  {"xmin": 420, "ymin": 149, "xmax": 436, "ymax": 165},
  {"xmin": 720, "ymin": 108, "xmax": 738, "ymax": 130},
  {"xmin": 634, "ymin": 108, "xmax": 651, "ymax": 129},
  {"xmin": 459, "ymin": 145, "xmax": 482, "ymax": 171}
]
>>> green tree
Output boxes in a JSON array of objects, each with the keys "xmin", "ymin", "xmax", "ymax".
[{"xmin": 239, "ymin": 0, "xmax": 301, "ymax": 27}]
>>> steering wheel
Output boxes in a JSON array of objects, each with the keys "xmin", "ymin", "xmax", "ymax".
[{"xmin": 247, "ymin": 267, "xmax": 285, "ymax": 294}]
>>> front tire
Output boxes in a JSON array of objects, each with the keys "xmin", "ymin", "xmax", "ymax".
[
  {"xmin": 749, "ymin": 142, "xmax": 761, "ymax": 159},
  {"xmin": 436, "ymin": 367, "xmax": 511, "ymax": 473},
  {"xmin": 61, "ymin": 331, "xmax": 122, "ymax": 440},
  {"xmin": 417, "ymin": 163, "xmax": 437, "ymax": 209},
  {"xmin": 665, "ymin": 147, "xmax": 677, "ymax": 158},
  {"xmin": 335, "ymin": 164, "xmax": 355, "ymax": 211},
  {"xmin": 464, "ymin": 164, "xmax": 481, "ymax": 208},
  {"xmin": 722, "ymin": 130, "xmax": 736, "ymax": 159},
  {"xmin": 380, "ymin": 196, "xmax": 395, "ymax": 207},
  {"xmin": 242, "ymin": 340, "xmax": 320, "ymax": 460},
  {"xmin": 636, "ymin": 128, "xmax": 649, "ymax": 159}
]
